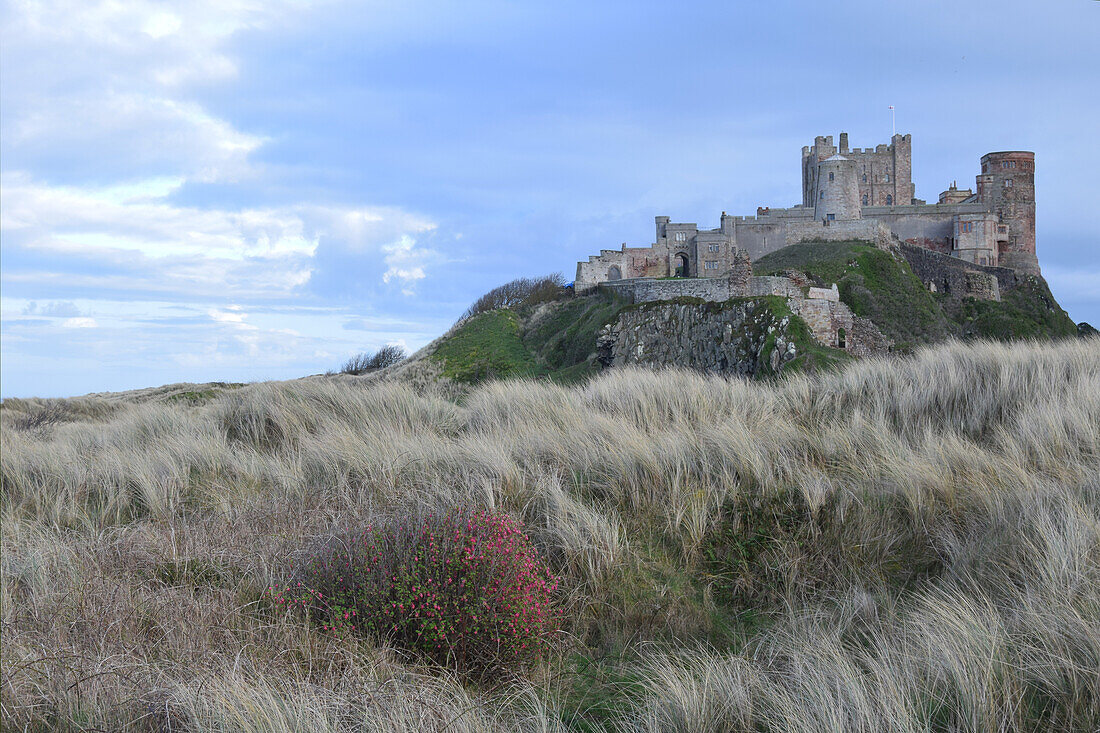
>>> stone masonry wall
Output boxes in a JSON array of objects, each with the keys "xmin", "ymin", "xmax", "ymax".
[
  {"xmin": 899, "ymin": 242, "xmax": 1014, "ymax": 301},
  {"xmin": 785, "ymin": 219, "xmax": 896, "ymax": 250},
  {"xmin": 599, "ymin": 277, "xmax": 737, "ymax": 303}
]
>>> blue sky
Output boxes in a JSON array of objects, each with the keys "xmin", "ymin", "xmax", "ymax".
[{"xmin": 2, "ymin": 0, "xmax": 1098, "ymax": 398}]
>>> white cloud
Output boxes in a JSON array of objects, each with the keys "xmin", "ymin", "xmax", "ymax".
[
  {"xmin": 0, "ymin": 1, "xmax": 319, "ymax": 183},
  {"xmin": 61, "ymin": 317, "xmax": 97, "ymax": 329},
  {"xmin": 382, "ymin": 234, "xmax": 440, "ymax": 295},
  {"xmin": 209, "ymin": 308, "xmax": 250, "ymax": 325},
  {"xmin": 143, "ymin": 12, "xmax": 183, "ymax": 40},
  {"xmin": 1, "ymin": 173, "xmax": 440, "ymax": 299},
  {"xmin": 2, "ymin": 173, "xmax": 311, "ymax": 259}
]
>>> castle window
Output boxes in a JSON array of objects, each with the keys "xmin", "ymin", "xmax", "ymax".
[
  {"xmin": 820, "ymin": 191, "xmax": 825, "ymax": 199},
  {"xmin": 886, "ymin": 195, "xmax": 893, "ymax": 205},
  {"xmin": 1004, "ymin": 179, "xmax": 1013, "ymax": 188},
  {"xmin": 704, "ymin": 260, "xmax": 719, "ymax": 270},
  {"xmin": 828, "ymin": 172, "xmax": 834, "ymax": 181},
  {"xmin": 827, "ymin": 214, "xmax": 836, "ymax": 221},
  {"xmin": 862, "ymin": 194, "xmax": 868, "ymax": 205},
  {"xmin": 885, "ymin": 173, "xmax": 890, "ymax": 182},
  {"xmin": 675, "ymin": 231, "xmax": 687, "ymax": 242},
  {"xmin": 862, "ymin": 174, "xmax": 867, "ymax": 183},
  {"xmin": 708, "ymin": 244, "xmax": 720, "ymax": 253},
  {"xmin": 837, "ymin": 327, "xmax": 846, "ymax": 350}
]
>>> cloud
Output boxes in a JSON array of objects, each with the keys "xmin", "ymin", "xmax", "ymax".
[
  {"xmin": 21, "ymin": 301, "xmax": 82, "ymax": 317},
  {"xmin": 382, "ymin": 234, "xmax": 441, "ymax": 295},
  {"xmin": 0, "ymin": 0, "xmax": 300, "ymax": 184},
  {"xmin": 61, "ymin": 317, "xmax": 97, "ymax": 329},
  {"xmin": 209, "ymin": 307, "xmax": 251, "ymax": 326},
  {"xmin": 1, "ymin": 173, "xmax": 440, "ymax": 301}
]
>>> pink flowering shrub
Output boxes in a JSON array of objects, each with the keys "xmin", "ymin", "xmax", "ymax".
[{"xmin": 271, "ymin": 507, "xmax": 559, "ymax": 675}]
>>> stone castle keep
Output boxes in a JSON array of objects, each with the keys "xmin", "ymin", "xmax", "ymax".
[{"xmin": 575, "ymin": 131, "xmax": 1039, "ymax": 293}]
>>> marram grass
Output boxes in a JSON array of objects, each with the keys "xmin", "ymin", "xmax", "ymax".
[{"xmin": 2, "ymin": 338, "xmax": 1098, "ymax": 731}]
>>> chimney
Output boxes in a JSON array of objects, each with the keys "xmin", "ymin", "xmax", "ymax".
[{"xmin": 839, "ymin": 132, "xmax": 849, "ymax": 154}]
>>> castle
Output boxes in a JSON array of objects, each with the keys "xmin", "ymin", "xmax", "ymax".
[{"xmin": 575, "ymin": 132, "xmax": 1038, "ymax": 292}]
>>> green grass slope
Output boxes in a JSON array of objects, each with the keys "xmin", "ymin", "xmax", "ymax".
[
  {"xmin": 429, "ymin": 309, "xmax": 545, "ymax": 383},
  {"xmin": 755, "ymin": 240, "xmax": 1077, "ymax": 350},
  {"xmin": 947, "ymin": 274, "xmax": 1078, "ymax": 340},
  {"xmin": 428, "ymin": 294, "xmax": 631, "ymax": 384},
  {"xmin": 755, "ymin": 241, "xmax": 953, "ymax": 350}
]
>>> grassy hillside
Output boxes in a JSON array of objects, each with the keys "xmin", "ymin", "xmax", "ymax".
[
  {"xmin": 430, "ymin": 309, "xmax": 546, "ymax": 382},
  {"xmin": 428, "ymin": 294, "xmax": 630, "ymax": 385},
  {"xmin": 947, "ymin": 273, "xmax": 1079, "ymax": 340},
  {"xmin": 755, "ymin": 240, "xmax": 1078, "ymax": 350},
  {"xmin": 3, "ymin": 339, "xmax": 1099, "ymax": 731},
  {"xmin": 427, "ymin": 289, "xmax": 848, "ymax": 388}
]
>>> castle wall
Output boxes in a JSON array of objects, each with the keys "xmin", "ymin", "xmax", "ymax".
[
  {"xmin": 732, "ymin": 220, "xmax": 788, "ymax": 260},
  {"xmin": 576, "ymin": 246, "xmax": 668, "ymax": 292},
  {"xmin": 789, "ymin": 297, "xmax": 853, "ymax": 349},
  {"xmin": 599, "ymin": 277, "xmax": 738, "ymax": 303},
  {"xmin": 862, "ymin": 202, "xmax": 988, "ymax": 254},
  {"xmin": 898, "ymin": 242, "xmax": 1014, "ymax": 300},
  {"xmin": 747, "ymin": 276, "xmax": 802, "ymax": 298},
  {"xmin": 784, "ymin": 218, "xmax": 895, "ymax": 250}
]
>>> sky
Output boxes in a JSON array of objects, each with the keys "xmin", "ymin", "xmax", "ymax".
[{"xmin": 2, "ymin": 0, "xmax": 1098, "ymax": 398}]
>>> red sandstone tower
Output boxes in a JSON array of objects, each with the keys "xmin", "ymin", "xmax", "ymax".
[{"xmin": 976, "ymin": 151, "xmax": 1038, "ymax": 275}]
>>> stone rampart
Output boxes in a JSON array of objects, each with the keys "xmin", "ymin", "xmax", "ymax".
[
  {"xmin": 598, "ymin": 277, "xmax": 737, "ymax": 303},
  {"xmin": 899, "ymin": 243, "xmax": 1014, "ymax": 300},
  {"xmin": 747, "ymin": 276, "xmax": 801, "ymax": 298},
  {"xmin": 785, "ymin": 219, "xmax": 895, "ymax": 250}
]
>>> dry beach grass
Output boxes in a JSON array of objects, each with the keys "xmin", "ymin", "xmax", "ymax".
[{"xmin": 2, "ymin": 338, "xmax": 1099, "ymax": 731}]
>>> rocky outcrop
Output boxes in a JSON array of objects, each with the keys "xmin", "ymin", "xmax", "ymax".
[{"xmin": 596, "ymin": 299, "xmax": 803, "ymax": 376}]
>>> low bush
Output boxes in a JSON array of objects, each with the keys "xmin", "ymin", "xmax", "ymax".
[
  {"xmin": 460, "ymin": 273, "xmax": 565, "ymax": 322},
  {"xmin": 274, "ymin": 507, "xmax": 559, "ymax": 676},
  {"xmin": 340, "ymin": 344, "xmax": 407, "ymax": 375}
]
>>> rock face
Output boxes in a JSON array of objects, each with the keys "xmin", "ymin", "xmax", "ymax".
[{"xmin": 596, "ymin": 299, "xmax": 802, "ymax": 377}]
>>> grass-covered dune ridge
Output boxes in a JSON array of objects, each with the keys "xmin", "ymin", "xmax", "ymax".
[{"xmin": 2, "ymin": 338, "xmax": 1099, "ymax": 731}]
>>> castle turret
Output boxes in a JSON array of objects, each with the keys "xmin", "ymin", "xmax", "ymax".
[
  {"xmin": 976, "ymin": 151, "xmax": 1037, "ymax": 274},
  {"xmin": 802, "ymin": 135, "xmax": 837, "ymax": 206},
  {"xmin": 815, "ymin": 155, "xmax": 861, "ymax": 222},
  {"xmin": 655, "ymin": 215, "xmax": 670, "ymax": 242}
]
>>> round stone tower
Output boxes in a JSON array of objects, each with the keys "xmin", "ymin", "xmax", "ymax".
[
  {"xmin": 976, "ymin": 151, "xmax": 1038, "ymax": 274},
  {"xmin": 814, "ymin": 155, "xmax": 862, "ymax": 222}
]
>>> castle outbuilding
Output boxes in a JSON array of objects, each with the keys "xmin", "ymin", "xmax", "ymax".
[{"xmin": 575, "ymin": 131, "xmax": 1039, "ymax": 292}]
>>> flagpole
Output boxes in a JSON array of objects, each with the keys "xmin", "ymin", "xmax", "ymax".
[{"xmin": 889, "ymin": 105, "xmax": 895, "ymax": 137}]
